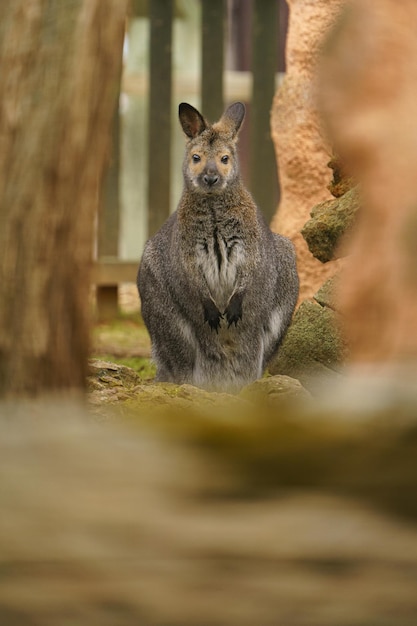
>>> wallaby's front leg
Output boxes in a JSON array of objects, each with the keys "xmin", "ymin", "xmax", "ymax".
[
  {"xmin": 225, "ymin": 291, "xmax": 244, "ymax": 327},
  {"xmin": 203, "ymin": 298, "xmax": 223, "ymax": 332}
]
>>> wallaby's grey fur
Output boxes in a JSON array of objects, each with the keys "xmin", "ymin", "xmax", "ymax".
[{"xmin": 138, "ymin": 102, "xmax": 299, "ymax": 392}]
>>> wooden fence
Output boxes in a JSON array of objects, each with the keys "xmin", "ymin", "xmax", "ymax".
[{"xmin": 95, "ymin": 0, "xmax": 286, "ymax": 319}]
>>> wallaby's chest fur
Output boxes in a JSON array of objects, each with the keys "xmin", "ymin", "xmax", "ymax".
[
  {"xmin": 178, "ymin": 192, "xmax": 257, "ymax": 312},
  {"xmin": 138, "ymin": 101, "xmax": 299, "ymax": 392}
]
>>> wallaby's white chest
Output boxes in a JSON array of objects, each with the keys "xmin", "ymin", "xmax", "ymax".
[{"xmin": 196, "ymin": 230, "xmax": 245, "ymax": 311}]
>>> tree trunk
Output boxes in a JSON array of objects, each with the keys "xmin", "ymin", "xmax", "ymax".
[{"xmin": 0, "ymin": 0, "xmax": 127, "ymax": 396}]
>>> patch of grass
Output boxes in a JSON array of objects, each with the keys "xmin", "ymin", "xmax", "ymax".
[
  {"xmin": 92, "ymin": 313, "xmax": 151, "ymax": 358},
  {"xmin": 91, "ymin": 312, "xmax": 154, "ymax": 378}
]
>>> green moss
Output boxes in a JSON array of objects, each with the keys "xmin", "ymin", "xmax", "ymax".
[
  {"xmin": 269, "ymin": 299, "xmax": 349, "ymax": 391},
  {"xmin": 314, "ymin": 274, "xmax": 340, "ymax": 309},
  {"xmin": 301, "ymin": 187, "xmax": 361, "ymax": 263}
]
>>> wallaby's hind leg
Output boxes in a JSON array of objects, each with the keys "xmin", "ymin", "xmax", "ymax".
[
  {"xmin": 142, "ymin": 300, "xmax": 197, "ymax": 384},
  {"xmin": 138, "ymin": 257, "xmax": 193, "ymax": 383},
  {"xmin": 151, "ymin": 332, "xmax": 195, "ymax": 384}
]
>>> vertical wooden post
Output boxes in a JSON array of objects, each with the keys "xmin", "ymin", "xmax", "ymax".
[
  {"xmin": 250, "ymin": 0, "xmax": 279, "ymax": 223},
  {"xmin": 201, "ymin": 0, "xmax": 224, "ymax": 121},
  {"xmin": 97, "ymin": 102, "xmax": 121, "ymax": 320},
  {"xmin": 147, "ymin": 0, "xmax": 173, "ymax": 237}
]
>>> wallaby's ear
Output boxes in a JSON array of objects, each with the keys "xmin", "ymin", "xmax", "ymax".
[
  {"xmin": 179, "ymin": 103, "xmax": 207, "ymax": 139},
  {"xmin": 219, "ymin": 102, "xmax": 245, "ymax": 138}
]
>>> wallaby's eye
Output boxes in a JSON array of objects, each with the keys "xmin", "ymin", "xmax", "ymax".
[
  {"xmin": 221, "ymin": 155, "xmax": 229, "ymax": 164},
  {"xmin": 192, "ymin": 154, "xmax": 201, "ymax": 163}
]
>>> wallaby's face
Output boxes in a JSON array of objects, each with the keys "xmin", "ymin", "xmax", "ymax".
[
  {"xmin": 179, "ymin": 102, "xmax": 245, "ymax": 194},
  {"xmin": 184, "ymin": 139, "xmax": 235, "ymax": 194}
]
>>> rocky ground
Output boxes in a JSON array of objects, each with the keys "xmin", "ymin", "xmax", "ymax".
[{"xmin": 90, "ymin": 310, "xmax": 310, "ymax": 405}]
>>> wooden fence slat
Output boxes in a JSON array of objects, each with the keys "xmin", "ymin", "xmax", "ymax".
[
  {"xmin": 93, "ymin": 259, "xmax": 139, "ymax": 286},
  {"xmin": 147, "ymin": 0, "xmax": 173, "ymax": 238},
  {"xmin": 97, "ymin": 70, "xmax": 122, "ymax": 320},
  {"xmin": 250, "ymin": 0, "xmax": 279, "ymax": 223},
  {"xmin": 201, "ymin": 0, "xmax": 225, "ymax": 121}
]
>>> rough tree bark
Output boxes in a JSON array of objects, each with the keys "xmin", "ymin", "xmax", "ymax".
[{"xmin": 0, "ymin": 0, "xmax": 127, "ymax": 396}]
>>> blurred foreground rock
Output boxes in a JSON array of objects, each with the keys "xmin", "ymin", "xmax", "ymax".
[
  {"xmin": 1, "ymin": 395, "xmax": 417, "ymax": 625},
  {"xmin": 317, "ymin": 0, "xmax": 417, "ymax": 365}
]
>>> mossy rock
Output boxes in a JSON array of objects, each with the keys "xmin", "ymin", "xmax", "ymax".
[
  {"xmin": 269, "ymin": 299, "xmax": 349, "ymax": 392},
  {"xmin": 241, "ymin": 375, "xmax": 311, "ymax": 408},
  {"xmin": 88, "ymin": 358, "xmax": 310, "ymax": 416},
  {"xmin": 125, "ymin": 382, "xmax": 246, "ymax": 416},
  {"xmin": 126, "ymin": 376, "xmax": 310, "ymax": 417},
  {"xmin": 314, "ymin": 273, "xmax": 340, "ymax": 310},
  {"xmin": 301, "ymin": 186, "xmax": 361, "ymax": 263},
  {"xmin": 88, "ymin": 359, "xmax": 142, "ymax": 404},
  {"xmin": 327, "ymin": 154, "xmax": 355, "ymax": 198},
  {"xmin": 89, "ymin": 359, "xmax": 141, "ymax": 384}
]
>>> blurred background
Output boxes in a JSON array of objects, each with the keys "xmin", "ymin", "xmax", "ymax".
[{"xmin": 96, "ymin": 0, "xmax": 289, "ymax": 318}]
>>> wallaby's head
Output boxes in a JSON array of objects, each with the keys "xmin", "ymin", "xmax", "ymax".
[{"xmin": 179, "ymin": 102, "xmax": 245, "ymax": 194}]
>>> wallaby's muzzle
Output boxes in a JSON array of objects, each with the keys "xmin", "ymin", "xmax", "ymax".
[{"xmin": 203, "ymin": 172, "xmax": 219, "ymax": 187}]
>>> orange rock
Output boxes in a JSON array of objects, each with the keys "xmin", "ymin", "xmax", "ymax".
[{"xmin": 271, "ymin": 0, "xmax": 346, "ymax": 302}]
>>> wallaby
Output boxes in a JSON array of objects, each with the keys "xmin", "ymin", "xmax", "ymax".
[{"xmin": 138, "ymin": 102, "xmax": 299, "ymax": 392}]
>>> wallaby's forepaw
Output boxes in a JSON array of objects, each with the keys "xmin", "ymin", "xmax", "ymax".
[
  {"xmin": 225, "ymin": 292, "xmax": 243, "ymax": 327},
  {"xmin": 203, "ymin": 299, "xmax": 223, "ymax": 332}
]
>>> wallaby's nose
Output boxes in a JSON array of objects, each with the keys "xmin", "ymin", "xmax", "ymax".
[{"xmin": 203, "ymin": 173, "xmax": 219, "ymax": 187}]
